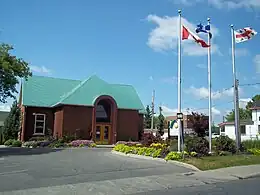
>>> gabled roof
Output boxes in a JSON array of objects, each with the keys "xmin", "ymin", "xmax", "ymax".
[
  {"xmin": 22, "ymin": 75, "xmax": 145, "ymax": 113},
  {"xmin": 249, "ymin": 100, "xmax": 260, "ymax": 110}
]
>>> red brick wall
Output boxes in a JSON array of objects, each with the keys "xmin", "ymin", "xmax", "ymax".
[
  {"xmin": 62, "ymin": 105, "xmax": 93, "ymax": 139},
  {"xmin": 24, "ymin": 107, "xmax": 54, "ymax": 141},
  {"xmin": 116, "ymin": 109, "xmax": 140, "ymax": 141}
]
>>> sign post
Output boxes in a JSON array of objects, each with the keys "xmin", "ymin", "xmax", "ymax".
[{"xmin": 177, "ymin": 113, "xmax": 184, "ymax": 155}]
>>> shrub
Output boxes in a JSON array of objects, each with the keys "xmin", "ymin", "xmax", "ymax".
[
  {"xmin": 49, "ymin": 141, "xmax": 65, "ymax": 148},
  {"xmin": 150, "ymin": 143, "xmax": 167, "ymax": 149},
  {"xmin": 12, "ymin": 140, "xmax": 22, "ymax": 147},
  {"xmin": 215, "ymin": 136, "xmax": 236, "ymax": 154},
  {"xmin": 248, "ymin": 148, "xmax": 260, "ymax": 156},
  {"xmin": 141, "ymin": 133, "xmax": 163, "ymax": 146},
  {"xmin": 115, "ymin": 141, "xmax": 141, "ymax": 146},
  {"xmin": 37, "ymin": 140, "xmax": 53, "ymax": 147},
  {"xmin": 190, "ymin": 151, "xmax": 198, "ymax": 157},
  {"xmin": 243, "ymin": 140, "xmax": 260, "ymax": 150},
  {"xmin": 23, "ymin": 141, "xmax": 38, "ymax": 148},
  {"xmin": 29, "ymin": 136, "xmax": 46, "ymax": 141},
  {"xmin": 185, "ymin": 136, "xmax": 209, "ymax": 156},
  {"xmin": 152, "ymin": 149, "xmax": 162, "ymax": 158},
  {"xmin": 165, "ymin": 152, "xmax": 182, "ymax": 161},
  {"xmin": 4, "ymin": 139, "xmax": 15, "ymax": 146},
  {"xmin": 69, "ymin": 140, "xmax": 94, "ymax": 147},
  {"xmin": 90, "ymin": 143, "xmax": 97, "ymax": 148}
]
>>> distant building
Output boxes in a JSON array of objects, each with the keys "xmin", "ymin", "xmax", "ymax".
[{"xmin": 218, "ymin": 100, "xmax": 260, "ymax": 141}]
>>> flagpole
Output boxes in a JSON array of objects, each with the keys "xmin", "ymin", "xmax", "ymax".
[
  {"xmin": 177, "ymin": 9, "xmax": 182, "ymax": 152},
  {"xmin": 207, "ymin": 18, "xmax": 212, "ymax": 154},
  {"xmin": 231, "ymin": 24, "xmax": 241, "ymax": 151}
]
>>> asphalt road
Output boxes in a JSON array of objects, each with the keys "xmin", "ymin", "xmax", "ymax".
[
  {"xmin": 0, "ymin": 147, "xmax": 191, "ymax": 194},
  {"xmin": 133, "ymin": 177, "xmax": 260, "ymax": 195}
]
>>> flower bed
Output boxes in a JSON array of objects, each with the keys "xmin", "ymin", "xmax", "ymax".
[
  {"xmin": 113, "ymin": 143, "xmax": 197, "ymax": 161},
  {"xmin": 69, "ymin": 140, "xmax": 96, "ymax": 147}
]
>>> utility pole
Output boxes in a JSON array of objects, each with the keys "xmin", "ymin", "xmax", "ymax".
[{"xmin": 151, "ymin": 90, "xmax": 155, "ymax": 131}]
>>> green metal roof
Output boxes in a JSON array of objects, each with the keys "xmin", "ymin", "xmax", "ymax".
[{"xmin": 22, "ymin": 75, "xmax": 145, "ymax": 112}]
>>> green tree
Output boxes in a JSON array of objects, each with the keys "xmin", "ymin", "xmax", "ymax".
[
  {"xmin": 0, "ymin": 43, "xmax": 32, "ymax": 103},
  {"xmin": 246, "ymin": 95, "xmax": 260, "ymax": 110},
  {"xmin": 144, "ymin": 105, "xmax": 152, "ymax": 128},
  {"xmin": 3, "ymin": 100, "xmax": 21, "ymax": 140},
  {"xmin": 157, "ymin": 106, "xmax": 165, "ymax": 136},
  {"xmin": 225, "ymin": 108, "xmax": 251, "ymax": 122}
]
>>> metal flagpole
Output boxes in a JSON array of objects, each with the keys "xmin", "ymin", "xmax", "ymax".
[
  {"xmin": 151, "ymin": 89, "xmax": 155, "ymax": 131},
  {"xmin": 207, "ymin": 18, "xmax": 212, "ymax": 153},
  {"xmin": 177, "ymin": 10, "xmax": 182, "ymax": 152},
  {"xmin": 231, "ymin": 24, "xmax": 241, "ymax": 151}
]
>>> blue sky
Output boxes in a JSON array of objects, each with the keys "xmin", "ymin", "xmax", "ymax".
[{"xmin": 0, "ymin": 0, "xmax": 260, "ymax": 123}]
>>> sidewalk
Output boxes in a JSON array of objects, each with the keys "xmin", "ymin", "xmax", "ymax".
[{"xmin": 184, "ymin": 164, "xmax": 260, "ymax": 180}]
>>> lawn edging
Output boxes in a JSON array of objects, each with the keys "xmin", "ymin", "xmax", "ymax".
[{"xmin": 111, "ymin": 150, "xmax": 201, "ymax": 172}]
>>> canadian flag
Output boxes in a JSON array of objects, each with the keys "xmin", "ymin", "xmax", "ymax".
[{"xmin": 182, "ymin": 25, "xmax": 210, "ymax": 48}]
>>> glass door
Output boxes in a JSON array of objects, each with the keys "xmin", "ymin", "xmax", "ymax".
[
  {"xmin": 102, "ymin": 125, "xmax": 110, "ymax": 144},
  {"xmin": 95, "ymin": 125, "xmax": 102, "ymax": 144}
]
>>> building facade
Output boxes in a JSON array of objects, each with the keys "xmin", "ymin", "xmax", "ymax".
[{"xmin": 19, "ymin": 75, "xmax": 145, "ymax": 144}]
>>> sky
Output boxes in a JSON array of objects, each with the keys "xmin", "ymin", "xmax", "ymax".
[{"xmin": 0, "ymin": 0, "xmax": 260, "ymax": 124}]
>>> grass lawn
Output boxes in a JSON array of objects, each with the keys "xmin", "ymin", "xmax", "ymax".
[{"xmin": 182, "ymin": 155, "xmax": 260, "ymax": 171}]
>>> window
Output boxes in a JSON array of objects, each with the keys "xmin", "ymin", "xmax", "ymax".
[
  {"xmin": 240, "ymin": 125, "xmax": 246, "ymax": 135},
  {"xmin": 259, "ymin": 116, "xmax": 260, "ymax": 121},
  {"xmin": 34, "ymin": 113, "xmax": 46, "ymax": 135},
  {"xmin": 258, "ymin": 125, "xmax": 260, "ymax": 134}
]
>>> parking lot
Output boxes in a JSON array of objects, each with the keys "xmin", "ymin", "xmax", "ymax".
[{"xmin": 0, "ymin": 147, "xmax": 191, "ymax": 193}]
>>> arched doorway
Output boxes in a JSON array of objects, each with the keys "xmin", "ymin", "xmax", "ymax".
[{"xmin": 92, "ymin": 96, "xmax": 117, "ymax": 145}]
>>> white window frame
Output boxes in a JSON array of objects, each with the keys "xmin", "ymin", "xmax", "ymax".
[{"xmin": 33, "ymin": 113, "xmax": 46, "ymax": 135}]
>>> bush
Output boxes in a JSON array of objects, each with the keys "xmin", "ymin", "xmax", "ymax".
[
  {"xmin": 165, "ymin": 152, "xmax": 182, "ymax": 161},
  {"xmin": 215, "ymin": 136, "xmax": 236, "ymax": 154},
  {"xmin": 12, "ymin": 140, "xmax": 22, "ymax": 147},
  {"xmin": 141, "ymin": 133, "xmax": 163, "ymax": 146},
  {"xmin": 23, "ymin": 141, "xmax": 38, "ymax": 148},
  {"xmin": 185, "ymin": 136, "xmax": 209, "ymax": 156},
  {"xmin": 243, "ymin": 140, "xmax": 260, "ymax": 150},
  {"xmin": 29, "ymin": 136, "xmax": 46, "ymax": 141},
  {"xmin": 90, "ymin": 143, "xmax": 97, "ymax": 148},
  {"xmin": 70, "ymin": 140, "xmax": 94, "ymax": 147},
  {"xmin": 248, "ymin": 148, "xmax": 260, "ymax": 156},
  {"xmin": 4, "ymin": 139, "xmax": 15, "ymax": 146},
  {"xmin": 49, "ymin": 141, "xmax": 65, "ymax": 148},
  {"xmin": 115, "ymin": 141, "xmax": 141, "ymax": 146}
]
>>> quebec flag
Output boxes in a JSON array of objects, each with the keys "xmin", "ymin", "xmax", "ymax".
[{"xmin": 195, "ymin": 23, "xmax": 212, "ymax": 39}]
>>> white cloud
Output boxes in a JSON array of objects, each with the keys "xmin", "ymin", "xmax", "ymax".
[
  {"xmin": 185, "ymin": 86, "xmax": 243, "ymax": 100},
  {"xmin": 254, "ymin": 54, "xmax": 260, "ymax": 73},
  {"xmin": 0, "ymin": 104, "xmax": 11, "ymax": 112},
  {"xmin": 161, "ymin": 105, "xmax": 221, "ymax": 118},
  {"xmin": 196, "ymin": 64, "xmax": 207, "ymax": 69},
  {"xmin": 239, "ymin": 98, "xmax": 252, "ymax": 108},
  {"xmin": 30, "ymin": 66, "xmax": 52, "ymax": 74},
  {"xmin": 229, "ymin": 48, "xmax": 250, "ymax": 57},
  {"xmin": 146, "ymin": 15, "xmax": 220, "ymax": 56},
  {"xmin": 172, "ymin": 0, "xmax": 260, "ymax": 9},
  {"xmin": 161, "ymin": 76, "xmax": 177, "ymax": 84}
]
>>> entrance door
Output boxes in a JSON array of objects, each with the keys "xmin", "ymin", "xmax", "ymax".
[{"xmin": 95, "ymin": 124, "xmax": 111, "ymax": 144}]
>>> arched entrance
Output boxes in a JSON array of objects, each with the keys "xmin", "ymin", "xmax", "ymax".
[{"xmin": 92, "ymin": 96, "xmax": 117, "ymax": 145}]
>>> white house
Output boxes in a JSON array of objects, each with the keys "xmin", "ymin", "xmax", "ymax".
[{"xmin": 219, "ymin": 106, "xmax": 260, "ymax": 141}]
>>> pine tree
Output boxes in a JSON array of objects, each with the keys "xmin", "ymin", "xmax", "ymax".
[
  {"xmin": 157, "ymin": 106, "xmax": 165, "ymax": 136},
  {"xmin": 3, "ymin": 100, "xmax": 21, "ymax": 140},
  {"xmin": 144, "ymin": 105, "xmax": 152, "ymax": 128}
]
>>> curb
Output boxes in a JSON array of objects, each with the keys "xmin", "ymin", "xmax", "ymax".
[
  {"xmin": 231, "ymin": 172, "xmax": 260, "ymax": 180},
  {"xmin": 111, "ymin": 150, "xmax": 201, "ymax": 172}
]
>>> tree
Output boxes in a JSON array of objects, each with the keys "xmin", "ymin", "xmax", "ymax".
[
  {"xmin": 0, "ymin": 43, "xmax": 32, "ymax": 103},
  {"xmin": 157, "ymin": 106, "xmax": 165, "ymax": 136},
  {"xmin": 3, "ymin": 100, "xmax": 21, "ymax": 140},
  {"xmin": 246, "ymin": 95, "xmax": 260, "ymax": 110},
  {"xmin": 144, "ymin": 105, "xmax": 152, "ymax": 128},
  {"xmin": 190, "ymin": 112, "xmax": 209, "ymax": 137},
  {"xmin": 225, "ymin": 108, "xmax": 251, "ymax": 122}
]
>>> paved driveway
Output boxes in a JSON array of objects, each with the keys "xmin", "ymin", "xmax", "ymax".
[{"xmin": 0, "ymin": 147, "xmax": 191, "ymax": 193}]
